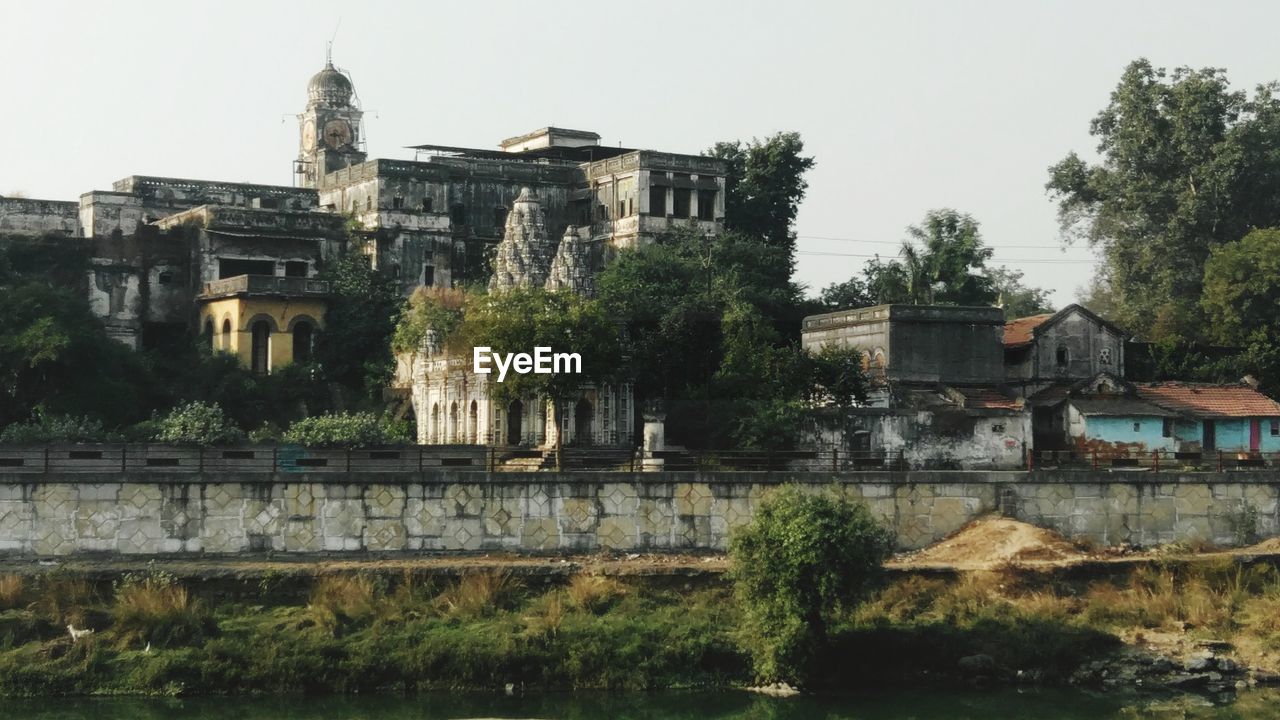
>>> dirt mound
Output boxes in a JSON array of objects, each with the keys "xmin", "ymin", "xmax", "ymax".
[
  {"xmin": 896, "ymin": 516, "xmax": 1087, "ymax": 568},
  {"xmin": 1241, "ymin": 537, "xmax": 1280, "ymax": 554}
]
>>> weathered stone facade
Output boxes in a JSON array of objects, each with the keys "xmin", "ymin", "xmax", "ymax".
[
  {"xmin": 1, "ymin": 470, "xmax": 1275, "ymax": 555},
  {"xmin": 2, "ymin": 59, "xmax": 726, "ymax": 354}
]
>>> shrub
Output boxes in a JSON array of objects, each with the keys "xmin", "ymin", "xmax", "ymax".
[
  {"xmin": 565, "ymin": 574, "xmax": 625, "ymax": 614},
  {"xmin": 435, "ymin": 571, "xmax": 516, "ymax": 619},
  {"xmin": 728, "ymin": 485, "xmax": 894, "ymax": 684},
  {"xmin": 0, "ymin": 414, "xmax": 111, "ymax": 444},
  {"xmin": 0, "ymin": 576, "xmax": 22, "ymax": 611},
  {"xmin": 281, "ymin": 412, "xmax": 408, "ymax": 447},
  {"xmin": 308, "ymin": 574, "xmax": 381, "ymax": 633},
  {"xmin": 113, "ymin": 567, "xmax": 214, "ymax": 648},
  {"xmin": 151, "ymin": 401, "xmax": 244, "ymax": 446}
]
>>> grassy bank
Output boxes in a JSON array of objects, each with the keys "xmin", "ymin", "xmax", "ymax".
[{"xmin": 4, "ymin": 557, "xmax": 1280, "ymax": 696}]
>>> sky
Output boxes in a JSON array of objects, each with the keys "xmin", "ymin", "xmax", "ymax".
[{"xmin": 5, "ymin": 0, "xmax": 1280, "ymax": 306}]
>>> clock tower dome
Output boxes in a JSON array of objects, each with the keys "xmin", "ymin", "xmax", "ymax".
[{"xmin": 295, "ymin": 55, "xmax": 366, "ymax": 188}]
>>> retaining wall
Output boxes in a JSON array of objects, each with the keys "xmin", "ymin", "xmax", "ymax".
[{"xmin": 0, "ymin": 471, "xmax": 1276, "ymax": 556}]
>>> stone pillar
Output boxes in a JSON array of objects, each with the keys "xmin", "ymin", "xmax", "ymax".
[{"xmin": 642, "ymin": 411, "xmax": 666, "ymax": 472}]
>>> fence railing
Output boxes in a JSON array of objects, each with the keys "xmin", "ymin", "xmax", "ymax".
[
  {"xmin": 0, "ymin": 444, "xmax": 487, "ymax": 474},
  {"xmin": 0, "ymin": 445, "xmax": 908, "ymax": 475},
  {"xmin": 1028, "ymin": 449, "xmax": 1280, "ymax": 472},
  {"xmin": 8, "ymin": 445, "xmax": 1276, "ymax": 474}
]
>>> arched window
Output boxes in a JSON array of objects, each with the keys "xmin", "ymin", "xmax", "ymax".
[
  {"xmin": 449, "ymin": 402, "xmax": 459, "ymax": 443},
  {"xmin": 251, "ymin": 320, "xmax": 271, "ymax": 374},
  {"xmin": 203, "ymin": 318, "xmax": 214, "ymax": 348},
  {"xmin": 221, "ymin": 319, "xmax": 232, "ymax": 351},
  {"xmin": 292, "ymin": 321, "xmax": 313, "ymax": 363},
  {"xmin": 430, "ymin": 403, "xmax": 440, "ymax": 444}
]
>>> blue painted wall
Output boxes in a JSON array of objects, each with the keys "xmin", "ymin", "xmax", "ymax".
[
  {"xmin": 1083, "ymin": 416, "xmax": 1174, "ymax": 451},
  {"xmin": 1170, "ymin": 417, "xmax": 1280, "ymax": 453}
]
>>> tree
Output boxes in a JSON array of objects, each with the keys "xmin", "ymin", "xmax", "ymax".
[
  {"xmin": 1047, "ymin": 59, "xmax": 1280, "ymax": 341},
  {"xmin": 900, "ymin": 209, "xmax": 996, "ymax": 305},
  {"xmin": 729, "ymin": 486, "xmax": 894, "ymax": 684},
  {"xmin": 707, "ymin": 132, "xmax": 815, "ymax": 287},
  {"xmin": 1202, "ymin": 228, "xmax": 1280, "ymax": 385},
  {"xmin": 458, "ymin": 287, "xmax": 622, "ymax": 465},
  {"xmin": 816, "ymin": 277, "xmax": 871, "ymax": 311},
  {"xmin": 988, "ymin": 266, "xmax": 1055, "ymax": 318},
  {"xmin": 313, "ymin": 251, "xmax": 405, "ymax": 400}
]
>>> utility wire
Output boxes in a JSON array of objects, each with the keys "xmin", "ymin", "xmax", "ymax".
[{"xmin": 796, "ymin": 250, "xmax": 1095, "ymax": 264}]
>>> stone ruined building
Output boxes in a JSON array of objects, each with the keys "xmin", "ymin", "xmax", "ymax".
[
  {"xmin": 0, "ymin": 57, "xmax": 727, "ymax": 388},
  {"xmin": 405, "ymin": 188, "xmax": 634, "ymax": 453},
  {"xmin": 800, "ymin": 304, "xmax": 1032, "ymax": 469}
]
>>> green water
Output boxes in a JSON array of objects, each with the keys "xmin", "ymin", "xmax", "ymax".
[{"xmin": 4, "ymin": 689, "xmax": 1280, "ymax": 720}]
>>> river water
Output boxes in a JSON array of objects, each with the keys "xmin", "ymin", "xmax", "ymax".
[{"xmin": 5, "ymin": 689, "xmax": 1280, "ymax": 720}]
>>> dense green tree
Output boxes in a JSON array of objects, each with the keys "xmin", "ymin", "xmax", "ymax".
[
  {"xmin": 313, "ymin": 251, "xmax": 405, "ymax": 400},
  {"xmin": 1047, "ymin": 59, "xmax": 1280, "ymax": 341},
  {"xmin": 707, "ymin": 132, "xmax": 815, "ymax": 287},
  {"xmin": 989, "ymin": 266, "xmax": 1055, "ymax": 318},
  {"xmin": 1201, "ymin": 228, "xmax": 1280, "ymax": 385},
  {"xmin": 458, "ymin": 287, "xmax": 621, "ymax": 461},
  {"xmin": 729, "ymin": 486, "xmax": 894, "ymax": 683},
  {"xmin": 900, "ymin": 209, "xmax": 996, "ymax": 306},
  {"xmin": 816, "ymin": 277, "xmax": 871, "ymax": 311}
]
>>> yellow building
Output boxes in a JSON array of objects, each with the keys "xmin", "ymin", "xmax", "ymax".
[{"xmin": 198, "ymin": 275, "xmax": 328, "ymax": 374}]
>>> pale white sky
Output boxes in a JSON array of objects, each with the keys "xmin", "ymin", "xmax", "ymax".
[{"xmin": 5, "ymin": 0, "xmax": 1279, "ymax": 305}]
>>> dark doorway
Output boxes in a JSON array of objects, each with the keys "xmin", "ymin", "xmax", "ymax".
[
  {"xmin": 1250, "ymin": 419, "xmax": 1261, "ymax": 453},
  {"xmin": 574, "ymin": 398, "xmax": 593, "ymax": 446},
  {"xmin": 292, "ymin": 322, "xmax": 312, "ymax": 363},
  {"xmin": 1203, "ymin": 420, "xmax": 1216, "ymax": 451},
  {"xmin": 507, "ymin": 400, "xmax": 523, "ymax": 446},
  {"xmin": 468, "ymin": 401, "xmax": 478, "ymax": 444},
  {"xmin": 250, "ymin": 320, "xmax": 270, "ymax": 374},
  {"xmin": 203, "ymin": 318, "xmax": 214, "ymax": 348},
  {"xmin": 284, "ymin": 261, "xmax": 308, "ymax": 278}
]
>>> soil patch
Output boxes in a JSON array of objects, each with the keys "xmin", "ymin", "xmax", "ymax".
[{"xmin": 893, "ymin": 516, "xmax": 1088, "ymax": 570}]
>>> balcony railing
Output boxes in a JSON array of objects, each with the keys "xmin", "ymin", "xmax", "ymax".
[{"xmin": 200, "ymin": 274, "xmax": 329, "ymax": 299}]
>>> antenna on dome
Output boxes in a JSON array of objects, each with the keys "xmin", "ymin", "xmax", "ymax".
[{"xmin": 327, "ymin": 19, "xmax": 342, "ymax": 65}]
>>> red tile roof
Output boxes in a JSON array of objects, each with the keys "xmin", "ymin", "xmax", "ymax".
[
  {"xmin": 956, "ymin": 387, "xmax": 1023, "ymax": 411},
  {"xmin": 1004, "ymin": 313, "xmax": 1053, "ymax": 347},
  {"xmin": 1133, "ymin": 383, "xmax": 1280, "ymax": 418}
]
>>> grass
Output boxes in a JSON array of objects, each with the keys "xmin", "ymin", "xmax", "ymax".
[
  {"xmin": 0, "ymin": 576, "xmax": 21, "ymax": 611},
  {"xmin": 8, "ymin": 558, "xmax": 1280, "ymax": 696}
]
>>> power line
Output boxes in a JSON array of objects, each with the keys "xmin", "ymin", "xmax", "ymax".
[
  {"xmin": 797, "ymin": 234, "xmax": 1083, "ymax": 250},
  {"xmin": 795, "ymin": 250, "xmax": 1095, "ymax": 264}
]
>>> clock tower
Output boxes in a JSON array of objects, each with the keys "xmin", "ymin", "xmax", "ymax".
[{"xmin": 295, "ymin": 56, "xmax": 366, "ymax": 188}]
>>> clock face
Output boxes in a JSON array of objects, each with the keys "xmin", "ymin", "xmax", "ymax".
[
  {"xmin": 322, "ymin": 119, "xmax": 353, "ymax": 149},
  {"xmin": 301, "ymin": 119, "xmax": 316, "ymax": 151}
]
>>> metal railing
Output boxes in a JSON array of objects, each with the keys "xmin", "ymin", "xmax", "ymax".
[
  {"xmin": 199, "ymin": 275, "xmax": 329, "ymax": 299},
  {"xmin": 0, "ymin": 444, "xmax": 486, "ymax": 475},
  {"xmin": 1028, "ymin": 449, "xmax": 1280, "ymax": 472}
]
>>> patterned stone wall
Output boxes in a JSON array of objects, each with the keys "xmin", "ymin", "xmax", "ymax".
[{"xmin": 0, "ymin": 471, "xmax": 1277, "ymax": 556}]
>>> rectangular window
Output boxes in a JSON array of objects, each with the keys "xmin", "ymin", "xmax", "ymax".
[
  {"xmin": 450, "ymin": 203, "xmax": 466, "ymax": 225},
  {"xmin": 392, "ymin": 196, "xmax": 404, "ymax": 210},
  {"xmin": 598, "ymin": 204, "xmax": 609, "ymax": 221},
  {"xmin": 649, "ymin": 185, "xmax": 666, "ymax": 216},
  {"xmin": 284, "ymin": 261, "xmax": 308, "ymax": 278},
  {"xmin": 1271, "ymin": 419, "xmax": 1279, "ymax": 436},
  {"xmin": 1163, "ymin": 418, "xmax": 1174, "ymax": 438},
  {"xmin": 697, "ymin": 190, "xmax": 716, "ymax": 220},
  {"xmin": 673, "ymin": 187, "xmax": 691, "ymax": 218},
  {"xmin": 424, "ymin": 265, "xmax": 435, "ymax": 287},
  {"xmin": 1133, "ymin": 422, "xmax": 1141, "ymax": 432},
  {"xmin": 618, "ymin": 200, "xmax": 626, "ymax": 218},
  {"xmin": 423, "ymin": 197, "xmax": 433, "ymax": 213}
]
